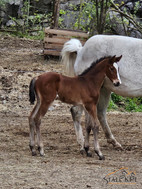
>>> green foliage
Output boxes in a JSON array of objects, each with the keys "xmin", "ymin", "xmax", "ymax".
[
  {"xmin": 134, "ymin": 1, "xmax": 140, "ymax": 14},
  {"xmin": 59, "ymin": 9, "xmax": 66, "ymax": 27},
  {"xmin": 59, "ymin": 2, "xmax": 95, "ymax": 31},
  {"xmin": 58, "ymin": 0, "xmax": 142, "ymax": 36},
  {"xmin": 0, "ymin": 0, "xmax": 8, "ymax": 7},
  {"xmin": 108, "ymin": 93, "xmax": 142, "ymax": 112},
  {"xmin": 108, "ymin": 99, "xmax": 118, "ymax": 111},
  {"xmin": 1, "ymin": 0, "xmax": 51, "ymax": 39},
  {"xmin": 60, "ymin": 9, "xmax": 66, "ymax": 15},
  {"xmin": 59, "ymin": 0, "xmax": 113, "ymax": 34},
  {"xmin": 1, "ymin": 0, "xmax": 142, "ymax": 39}
]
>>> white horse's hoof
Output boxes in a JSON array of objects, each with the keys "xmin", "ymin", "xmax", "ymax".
[
  {"xmin": 107, "ymin": 139, "xmax": 123, "ymax": 150},
  {"xmin": 114, "ymin": 144, "xmax": 123, "ymax": 151}
]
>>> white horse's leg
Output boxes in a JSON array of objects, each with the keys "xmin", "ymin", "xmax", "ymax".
[
  {"xmin": 84, "ymin": 111, "xmax": 93, "ymax": 157},
  {"xmin": 70, "ymin": 105, "xmax": 85, "ymax": 153},
  {"xmin": 97, "ymin": 86, "xmax": 123, "ymax": 149}
]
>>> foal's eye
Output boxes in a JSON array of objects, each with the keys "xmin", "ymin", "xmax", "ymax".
[{"xmin": 109, "ymin": 67, "xmax": 114, "ymax": 72}]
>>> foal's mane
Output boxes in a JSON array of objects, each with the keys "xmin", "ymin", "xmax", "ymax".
[{"xmin": 79, "ymin": 56, "xmax": 111, "ymax": 76}]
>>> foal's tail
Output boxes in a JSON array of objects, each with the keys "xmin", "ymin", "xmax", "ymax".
[
  {"xmin": 29, "ymin": 78, "xmax": 36, "ymax": 105},
  {"xmin": 61, "ymin": 39, "xmax": 82, "ymax": 76}
]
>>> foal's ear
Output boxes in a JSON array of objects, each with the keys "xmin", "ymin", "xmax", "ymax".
[
  {"xmin": 115, "ymin": 55, "xmax": 122, "ymax": 63},
  {"xmin": 110, "ymin": 55, "xmax": 116, "ymax": 64}
]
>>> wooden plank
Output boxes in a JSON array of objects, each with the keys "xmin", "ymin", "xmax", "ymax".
[
  {"xmin": 43, "ymin": 49, "xmax": 60, "ymax": 56},
  {"xmin": 44, "ymin": 37, "xmax": 69, "ymax": 44},
  {"xmin": 44, "ymin": 36, "xmax": 86, "ymax": 45},
  {"xmin": 45, "ymin": 28, "xmax": 89, "ymax": 38},
  {"xmin": 44, "ymin": 43, "xmax": 63, "ymax": 50},
  {"xmin": 49, "ymin": 35, "xmax": 71, "ymax": 40}
]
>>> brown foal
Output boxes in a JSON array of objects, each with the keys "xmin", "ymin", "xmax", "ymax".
[{"xmin": 29, "ymin": 55, "xmax": 122, "ymax": 160}]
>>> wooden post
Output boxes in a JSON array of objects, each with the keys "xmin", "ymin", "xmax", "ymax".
[{"xmin": 52, "ymin": 0, "xmax": 61, "ymax": 28}]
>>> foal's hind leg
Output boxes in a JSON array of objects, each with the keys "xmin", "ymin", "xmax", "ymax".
[
  {"xmin": 29, "ymin": 101, "xmax": 41, "ymax": 156},
  {"xmin": 29, "ymin": 97, "xmax": 52, "ymax": 156},
  {"xmin": 70, "ymin": 105, "xmax": 85, "ymax": 153},
  {"xmin": 34, "ymin": 101, "xmax": 51, "ymax": 156}
]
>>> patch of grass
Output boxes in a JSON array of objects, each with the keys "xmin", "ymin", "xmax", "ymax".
[
  {"xmin": 7, "ymin": 30, "xmax": 45, "ymax": 40},
  {"xmin": 108, "ymin": 93, "xmax": 142, "ymax": 112},
  {"xmin": 22, "ymin": 31, "xmax": 45, "ymax": 40}
]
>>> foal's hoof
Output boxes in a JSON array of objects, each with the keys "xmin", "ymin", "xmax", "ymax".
[
  {"xmin": 80, "ymin": 149, "xmax": 85, "ymax": 155},
  {"xmin": 38, "ymin": 147, "xmax": 45, "ymax": 156},
  {"xmin": 84, "ymin": 146, "xmax": 92, "ymax": 157},
  {"xmin": 29, "ymin": 145, "xmax": 37, "ymax": 156},
  {"xmin": 40, "ymin": 152, "xmax": 45, "ymax": 156},
  {"xmin": 32, "ymin": 151, "xmax": 37, "ymax": 156},
  {"xmin": 95, "ymin": 150, "xmax": 105, "ymax": 160},
  {"xmin": 87, "ymin": 152, "xmax": 92, "ymax": 157},
  {"xmin": 99, "ymin": 155, "xmax": 105, "ymax": 160},
  {"xmin": 80, "ymin": 148, "xmax": 92, "ymax": 157}
]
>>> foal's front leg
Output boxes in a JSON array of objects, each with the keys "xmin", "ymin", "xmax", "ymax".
[
  {"xmin": 85, "ymin": 104, "xmax": 104, "ymax": 160},
  {"xmin": 91, "ymin": 117, "xmax": 105, "ymax": 160}
]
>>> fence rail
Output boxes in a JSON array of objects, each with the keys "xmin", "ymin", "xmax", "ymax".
[{"xmin": 43, "ymin": 28, "xmax": 89, "ymax": 56}]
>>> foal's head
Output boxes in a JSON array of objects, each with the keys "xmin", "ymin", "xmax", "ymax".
[{"xmin": 106, "ymin": 55, "xmax": 122, "ymax": 86}]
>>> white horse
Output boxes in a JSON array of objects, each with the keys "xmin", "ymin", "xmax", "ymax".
[{"xmin": 61, "ymin": 35, "xmax": 142, "ymax": 155}]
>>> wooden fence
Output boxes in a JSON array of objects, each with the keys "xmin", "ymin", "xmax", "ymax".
[{"xmin": 43, "ymin": 28, "xmax": 89, "ymax": 56}]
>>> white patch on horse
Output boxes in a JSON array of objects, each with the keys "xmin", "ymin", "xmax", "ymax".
[{"xmin": 114, "ymin": 63, "xmax": 121, "ymax": 84}]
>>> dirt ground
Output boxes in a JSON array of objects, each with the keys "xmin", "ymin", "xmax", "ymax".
[{"xmin": 0, "ymin": 34, "xmax": 141, "ymax": 189}]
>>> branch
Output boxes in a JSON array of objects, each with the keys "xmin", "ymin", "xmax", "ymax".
[{"xmin": 110, "ymin": 0, "xmax": 142, "ymax": 34}]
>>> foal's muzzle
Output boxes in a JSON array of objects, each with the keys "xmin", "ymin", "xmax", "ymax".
[{"xmin": 113, "ymin": 80, "xmax": 120, "ymax": 87}]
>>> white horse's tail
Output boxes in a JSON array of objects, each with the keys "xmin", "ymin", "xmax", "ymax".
[{"xmin": 61, "ymin": 39, "xmax": 82, "ymax": 76}]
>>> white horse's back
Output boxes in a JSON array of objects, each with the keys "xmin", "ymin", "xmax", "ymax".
[{"xmin": 75, "ymin": 35, "xmax": 142, "ymax": 73}]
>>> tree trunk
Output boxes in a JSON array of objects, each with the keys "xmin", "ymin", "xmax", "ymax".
[
  {"xmin": 52, "ymin": 0, "xmax": 60, "ymax": 28},
  {"xmin": 90, "ymin": 0, "xmax": 109, "ymax": 35}
]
